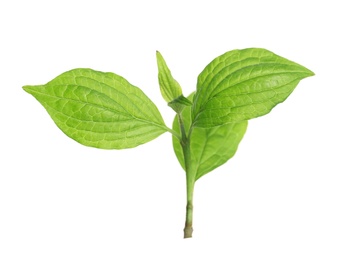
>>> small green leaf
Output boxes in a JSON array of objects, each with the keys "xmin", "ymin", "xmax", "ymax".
[
  {"xmin": 156, "ymin": 51, "xmax": 183, "ymax": 102},
  {"xmin": 173, "ymin": 93, "xmax": 247, "ymax": 180},
  {"xmin": 192, "ymin": 48, "xmax": 314, "ymax": 127},
  {"xmin": 168, "ymin": 94, "xmax": 193, "ymax": 114},
  {"xmin": 23, "ymin": 68, "xmax": 168, "ymax": 149}
]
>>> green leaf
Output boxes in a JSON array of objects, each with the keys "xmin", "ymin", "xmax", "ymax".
[
  {"xmin": 173, "ymin": 93, "xmax": 247, "ymax": 180},
  {"xmin": 168, "ymin": 94, "xmax": 193, "ymax": 114},
  {"xmin": 192, "ymin": 48, "xmax": 314, "ymax": 127},
  {"xmin": 156, "ymin": 51, "xmax": 183, "ymax": 102},
  {"xmin": 23, "ymin": 68, "xmax": 168, "ymax": 149}
]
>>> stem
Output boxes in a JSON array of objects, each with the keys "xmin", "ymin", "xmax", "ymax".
[
  {"xmin": 177, "ymin": 113, "xmax": 187, "ymax": 143},
  {"xmin": 184, "ymin": 165, "xmax": 194, "ymax": 238},
  {"xmin": 178, "ymin": 113, "xmax": 195, "ymax": 238},
  {"xmin": 165, "ymin": 126, "xmax": 182, "ymax": 141}
]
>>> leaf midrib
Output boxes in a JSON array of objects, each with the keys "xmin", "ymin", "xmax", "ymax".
[
  {"xmin": 198, "ymin": 64, "xmax": 307, "ymax": 111},
  {"xmin": 46, "ymin": 102, "xmax": 165, "ymax": 139},
  {"xmin": 193, "ymin": 72, "xmax": 304, "ymax": 124},
  {"xmin": 27, "ymin": 87, "xmax": 168, "ymax": 132}
]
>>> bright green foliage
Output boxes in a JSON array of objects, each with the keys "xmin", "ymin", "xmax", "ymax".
[
  {"xmin": 192, "ymin": 48, "xmax": 314, "ymax": 127},
  {"xmin": 23, "ymin": 48, "xmax": 314, "ymax": 238},
  {"xmin": 156, "ymin": 51, "xmax": 191, "ymax": 113},
  {"xmin": 156, "ymin": 51, "xmax": 183, "ymax": 102},
  {"xmin": 172, "ymin": 93, "xmax": 248, "ymax": 180},
  {"xmin": 23, "ymin": 68, "xmax": 167, "ymax": 149}
]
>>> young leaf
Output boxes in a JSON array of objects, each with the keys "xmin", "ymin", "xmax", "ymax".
[
  {"xmin": 23, "ymin": 68, "xmax": 168, "ymax": 149},
  {"xmin": 192, "ymin": 48, "xmax": 314, "ymax": 128},
  {"xmin": 172, "ymin": 93, "xmax": 247, "ymax": 180},
  {"xmin": 156, "ymin": 51, "xmax": 183, "ymax": 102},
  {"xmin": 156, "ymin": 51, "xmax": 192, "ymax": 113},
  {"xmin": 168, "ymin": 95, "xmax": 193, "ymax": 114}
]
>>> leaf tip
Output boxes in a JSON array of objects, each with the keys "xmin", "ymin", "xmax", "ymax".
[
  {"xmin": 156, "ymin": 51, "xmax": 165, "ymax": 65},
  {"xmin": 22, "ymin": 85, "xmax": 33, "ymax": 94},
  {"xmin": 23, "ymin": 85, "xmax": 45, "ymax": 96},
  {"xmin": 300, "ymin": 64, "xmax": 315, "ymax": 77}
]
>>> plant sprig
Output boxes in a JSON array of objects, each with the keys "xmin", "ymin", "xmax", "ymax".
[{"xmin": 23, "ymin": 48, "xmax": 314, "ymax": 238}]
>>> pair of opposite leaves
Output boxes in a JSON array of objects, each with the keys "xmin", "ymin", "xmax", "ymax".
[{"xmin": 23, "ymin": 48, "xmax": 314, "ymax": 180}]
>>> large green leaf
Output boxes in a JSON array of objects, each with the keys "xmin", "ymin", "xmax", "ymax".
[
  {"xmin": 23, "ymin": 68, "xmax": 168, "ymax": 149},
  {"xmin": 173, "ymin": 93, "xmax": 247, "ymax": 180},
  {"xmin": 192, "ymin": 48, "xmax": 314, "ymax": 127}
]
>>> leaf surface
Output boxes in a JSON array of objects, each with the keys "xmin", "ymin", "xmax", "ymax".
[
  {"xmin": 156, "ymin": 51, "xmax": 183, "ymax": 102},
  {"xmin": 23, "ymin": 68, "xmax": 167, "ymax": 149},
  {"xmin": 173, "ymin": 93, "xmax": 247, "ymax": 180},
  {"xmin": 192, "ymin": 48, "xmax": 314, "ymax": 127}
]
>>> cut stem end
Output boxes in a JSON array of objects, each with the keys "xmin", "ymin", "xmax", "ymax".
[{"xmin": 184, "ymin": 225, "xmax": 193, "ymax": 238}]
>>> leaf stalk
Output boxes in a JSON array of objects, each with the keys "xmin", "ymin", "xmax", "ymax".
[{"xmin": 165, "ymin": 127, "xmax": 182, "ymax": 141}]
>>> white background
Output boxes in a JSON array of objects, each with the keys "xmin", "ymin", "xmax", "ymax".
[{"xmin": 1, "ymin": 0, "xmax": 343, "ymax": 259}]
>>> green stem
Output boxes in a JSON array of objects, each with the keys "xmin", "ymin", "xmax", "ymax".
[
  {"xmin": 178, "ymin": 113, "xmax": 195, "ymax": 238},
  {"xmin": 184, "ymin": 153, "xmax": 194, "ymax": 239},
  {"xmin": 177, "ymin": 113, "xmax": 187, "ymax": 143},
  {"xmin": 165, "ymin": 126, "xmax": 182, "ymax": 141}
]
